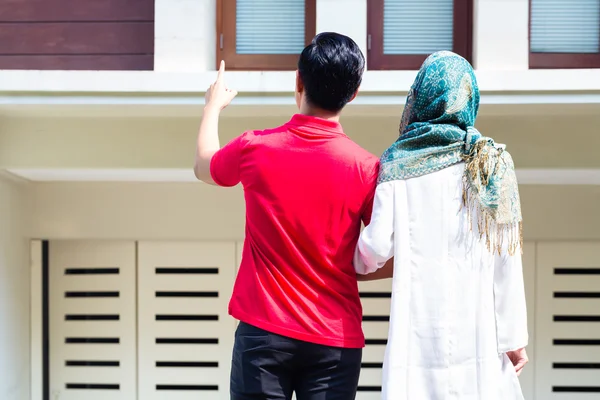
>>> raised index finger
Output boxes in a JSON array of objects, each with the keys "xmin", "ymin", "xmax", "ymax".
[{"xmin": 216, "ymin": 60, "xmax": 225, "ymax": 82}]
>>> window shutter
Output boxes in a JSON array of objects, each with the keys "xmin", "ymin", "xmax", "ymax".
[
  {"xmin": 530, "ymin": 0, "xmax": 600, "ymax": 53},
  {"xmin": 383, "ymin": 0, "xmax": 454, "ymax": 55},
  {"xmin": 235, "ymin": 0, "xmax": 306, "ymax": 55}
]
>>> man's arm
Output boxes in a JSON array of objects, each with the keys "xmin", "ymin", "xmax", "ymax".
[{"xmin": 194, "ymin": 60, "xmax": 238, "ymax": 184}]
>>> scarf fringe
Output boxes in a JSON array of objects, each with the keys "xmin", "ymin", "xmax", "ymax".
[{"xmin": 462, "ymin": 181, "xmax": 523, "ymax": 256}]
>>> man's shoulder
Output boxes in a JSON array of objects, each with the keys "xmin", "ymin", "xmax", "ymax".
[{"xmin": 341, "ymin": 139, "xmax": 380, "ymax": 166}]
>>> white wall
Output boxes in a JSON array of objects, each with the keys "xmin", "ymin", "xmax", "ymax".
[
  {"xmin": 0, "ymin": 174, "xmax": 31, "ymax": 400},
  {"xmin": 473, "ymin": 0, "xmax": 529, "ymax": 70}
]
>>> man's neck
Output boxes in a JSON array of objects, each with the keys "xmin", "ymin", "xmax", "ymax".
[{"xmin": 299, "ymin": 106, "xmax": 341, "ymax": 123}]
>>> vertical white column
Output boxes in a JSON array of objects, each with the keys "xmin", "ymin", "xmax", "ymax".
[
  {"xmin": 0, "ymin": 175, "xmax": 31, "ymax": 400},
  {"xmin": 316, "ymin": 0, "xmax": 368, "ymax": 61},
  {"xmin": 154, "ymin": 0, "xmax": 217, "ymax": 72},
  {"xmin": 473, "ymin": 0, "xmax": 529, "ymax": 70}
]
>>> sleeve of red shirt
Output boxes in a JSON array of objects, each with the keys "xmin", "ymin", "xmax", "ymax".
[
  {"xmin": 209, "ymin": 132, "xmax": 249, "ymax": 187},
  {"xmin": 360, "ymin": 159, "xmax": 381, "ymax": 225}
]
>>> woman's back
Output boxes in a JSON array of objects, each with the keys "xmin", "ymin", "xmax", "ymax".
[{"xmin": 368, "ymin": 163, "xmax": 527, "ymax": 399}]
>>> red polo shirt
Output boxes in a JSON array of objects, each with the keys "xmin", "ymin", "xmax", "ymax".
[{"xmin": 210, "ymin": 114, "xmax": 379, "ymax": 348}]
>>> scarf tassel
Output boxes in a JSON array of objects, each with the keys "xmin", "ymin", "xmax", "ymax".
[{"xmin": 462, "ymin": 140, "xmax": 523, "ymax": 256}]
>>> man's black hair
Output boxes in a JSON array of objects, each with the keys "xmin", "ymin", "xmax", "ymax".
[{"xmin": 298, "ymin": 32, "xmax": 365, "ymax": 113}]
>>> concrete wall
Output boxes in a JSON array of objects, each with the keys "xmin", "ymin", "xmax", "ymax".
[
  {"xmin": 3, "ymin": 113, "xmax": 600, "ymax": 170},
  {"xmin": 0, "ymin": 174, "xmax": 31, "ymax": 400},
  {"xmin": 28, "ymin": 181, "xmax": 600, "ymax": 243}
]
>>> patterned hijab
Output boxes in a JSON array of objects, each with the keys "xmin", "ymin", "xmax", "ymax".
[{"xmin": 379, "ymin": 51, "xmax": 522, "ymax": 255}]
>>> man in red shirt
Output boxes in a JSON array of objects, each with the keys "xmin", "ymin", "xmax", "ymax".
[{"xmin": 194, "ymin": 32, "xmax": 379, "ymax": 399}]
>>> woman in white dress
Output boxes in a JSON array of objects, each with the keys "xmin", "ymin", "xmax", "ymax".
[{"xmin": 354, "ymin": 52, "xmax": 529, "ymax": 399}]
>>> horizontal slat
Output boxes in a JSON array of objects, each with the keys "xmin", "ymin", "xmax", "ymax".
[
  {"xmin": 0, "ymin": 0, "xmax": 154, "ymax": 22},
  {"xmin": 236, "ymin": 0, "xmax": 305, "ymax": 55},
  {"xmin": 0, "ymin": 54, "xmax": 152, "ymax": 70},
  {"xmin": 383, "ymin": 0, "xmax": 454, "ymax": 55},
  {"xmin": 530, "ymin": 0, "xmax": 599, "ymax": 53},
  {"xmin": 156, "ymin": 361, "xmax": 218, "ymax": 368},
  {"xmin": 554, "ymin": 268, "xmax": 600, "ymax": 275},
  {"xmin": 0, "ymin": 22, "xmax": 154, "ymax": 54},
  {"xmin": 66, "ymin": 360, "xmax": 120, "ymax": 367}
]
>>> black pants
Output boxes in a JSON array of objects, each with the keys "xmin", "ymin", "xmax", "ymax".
[{"xmin": 230, "ymin": 322, "xmax": 362, "ymax": 400}]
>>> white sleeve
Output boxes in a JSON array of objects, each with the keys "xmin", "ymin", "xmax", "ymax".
[
  {"xmin": 354, "ymin": 181, "xmax": 395, "ymax": 275},
  {"xmin": 494, "ymin": 243, "xmax": 529, "ymax": 353}
]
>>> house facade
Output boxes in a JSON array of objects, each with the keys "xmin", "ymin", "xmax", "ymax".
[{"xmin": 0, "ymin": 0, "xmax": 599, "ymax": 399}]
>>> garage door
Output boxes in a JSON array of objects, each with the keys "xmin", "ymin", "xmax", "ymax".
[
  {"xmin": 48, "ymin": 241, "xmax": 137, "ymax": 400},
  {"xmin": 535, "ymin": 242, "xmax": 600, "ymax": 399},
  {"xmin": 44, "ymin": 239, "xmax": 539, "ymax": 399}
]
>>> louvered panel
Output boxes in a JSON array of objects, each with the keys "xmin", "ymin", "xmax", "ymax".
[
  {"xmin": 49, "ymin": 241, "xmax": 137, "ymax": 400},
  {"xmin": 383, "ymin": 0, "xmax": 454, "ymax": 55},
  {"xmin": 535, "ymin": 242, "xmax": 600, "ymax": 399},
  {"xmin": 530, "ymin": 0, "xmax": 600, "ymax": 53},
  {"xmin": 138, "ymin": 241, "xmax": 236, "ymax": 400},
  {"xmin": 236, "ymin": 0, "xmax": 305, "ymax": 54}
]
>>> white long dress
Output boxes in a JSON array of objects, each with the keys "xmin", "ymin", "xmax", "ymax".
[{"xmin": 354, "ymin": 163, "xmax": 528, "ymax": 400}]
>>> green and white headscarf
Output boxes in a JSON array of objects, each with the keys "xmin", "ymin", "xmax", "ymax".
[{"xmin": 379, "ymin": 51, "xmax": 522, "ymax": 255}]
